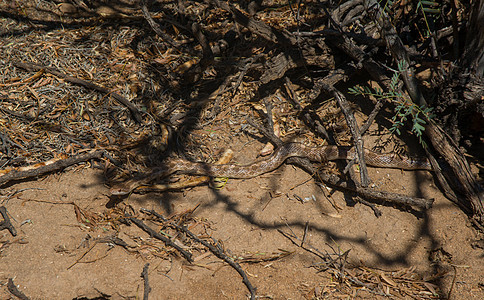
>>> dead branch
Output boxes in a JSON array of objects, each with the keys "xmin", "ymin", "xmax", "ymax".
[
  {"xmin": 425, "ymin": 123, "xmax": 484, "ymax": 220},
  {"xmin": 210, "ymin": 0, "xmax": 296, "ymax": 46},
  {"xmin": 7, "ymin": 278, "xmax": 30, "ymax": 300},
  {"xmin": 0, "ymin": 206, "xmax": 17, "ymax": 236},
  {"xmin": 141, "ymin": 263, "xmax": 151, "ymax": 300},
  {"xmin": 321, "ymin": 84, "xmax": 370, "ymax": 187},
  {"xmin": 0, "ymin": 150, "xmax": 104, "ymax": 187},
  {"xmin": 127, "ymin": 216, "xmax": 194, "ymax": 262},
  {"xmin": 140, "ymin": 0, "xmax": 179, "ymax": 49},
  {"xmin": 141, "ymin": 208, "xmax": 257, "ymax": 300}
]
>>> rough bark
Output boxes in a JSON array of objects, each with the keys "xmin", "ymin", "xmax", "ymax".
[{"xmin": 462, "ymin": 0, "xmax": 484, "ymax": 76}]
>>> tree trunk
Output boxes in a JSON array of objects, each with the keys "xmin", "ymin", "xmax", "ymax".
[
  {"xmin": 432, "ymin": 0, "xmax": 484, "ymax": 224},
  {"xmin": 462, "ymin": 0, "xmax": 484, "ymax": 76}
]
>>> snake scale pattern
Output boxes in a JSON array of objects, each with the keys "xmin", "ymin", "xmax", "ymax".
[{"xmin": 110, "ymin": 143, "xmax": 432, "ymax": 195}]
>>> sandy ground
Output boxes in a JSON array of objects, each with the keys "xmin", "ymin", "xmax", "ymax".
[{"xmin": 1, "ymin": 139, "xmax": 483, "ymax": 299}]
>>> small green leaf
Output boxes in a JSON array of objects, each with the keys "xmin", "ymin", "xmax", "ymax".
[
  {"xmin": 412, "ymin": 123, "xmax": 425, "ymax": 133},
  {"xmin": 423, "ymin": 8, "xmax": 440, "ymax": 14},
  {"xmin": 420, "ymin": 1, "xmax": 439, "ymax": 7},
  {"xmin": 415, "ymin": 118, "xmax": 427, "ymax": 125}
]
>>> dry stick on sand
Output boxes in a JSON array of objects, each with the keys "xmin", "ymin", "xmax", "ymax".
[
  {"xmin": 140, "ymin": 208, "xmax": 257, "ymax": 300},
  {"xmin": 13, "ymin": 61, "xmax": 143, "ymax": 123},
  {"xmin": 127, "ymin": 216, "xmax": 194, "ymax": 262},
  {"xmin": 0, "ymin": 150, "xmax": 104, "ymax": 187},
  {"xmin": 0, "ymin": 206, "xmax": 17, "ymax": 236},
  {"xmin": 141, "ymin": 263, "xmax": 151, "ymax": 300},
  {"xmin": 7, "ymin": 278, "xmax": 30, "ymax": 300}
]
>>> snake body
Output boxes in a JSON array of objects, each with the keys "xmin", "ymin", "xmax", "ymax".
[{"xmin": 110, "ymin": 143, "xmax": 432, "ymax": 195}]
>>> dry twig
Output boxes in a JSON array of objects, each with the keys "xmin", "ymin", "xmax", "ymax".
[{"xmin": 141, "ymin": 208, "xmax": 257, "ymax": 300}]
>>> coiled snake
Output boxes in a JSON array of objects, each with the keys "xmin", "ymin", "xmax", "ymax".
[{"xmin": 109, "ymin": 143, "xmax": 432, "ymax": 196}]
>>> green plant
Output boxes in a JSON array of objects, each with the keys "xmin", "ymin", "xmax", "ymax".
[
  {"xmin": 348, "ymin": 61, "xmax": 434, "ymax": 147},
  {"xmin": 383, "ymin": 0, "xmax": 441, "ymax": 38},
  {"xmin": 416, "ymin": 0, "xmax": 441, "ymax": 38}
]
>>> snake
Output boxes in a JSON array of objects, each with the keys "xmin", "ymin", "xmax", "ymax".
[{"xmin": 109, "ymin": 143, "xmax": 432, "ymax": 196}]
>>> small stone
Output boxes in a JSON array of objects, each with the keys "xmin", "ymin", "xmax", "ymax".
[{"xmin": 58, "ymin": 3, "xmax": 78, "ymax": 15}]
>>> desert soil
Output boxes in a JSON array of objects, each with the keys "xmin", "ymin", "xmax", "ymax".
[
  {"xmin": 0, "ymin": 1, "xmax": 483, "ymax": 299},
  {"xmin": 1, "ymin": 137, "xmax": 484, "ymax": 299}
]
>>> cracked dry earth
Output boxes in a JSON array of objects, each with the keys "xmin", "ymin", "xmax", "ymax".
[{"xmin": 1, "ymin": 136, "xmax": 484, "ymax": 299}]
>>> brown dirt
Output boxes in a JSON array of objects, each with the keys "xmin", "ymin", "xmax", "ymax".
[
  {"xmin": 0, "ymin": 1, "xmax": 483, "ymax": 299},
  {"xmin": 1, "ymin": 138, "xmax": 484, "ymax": 299}
]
